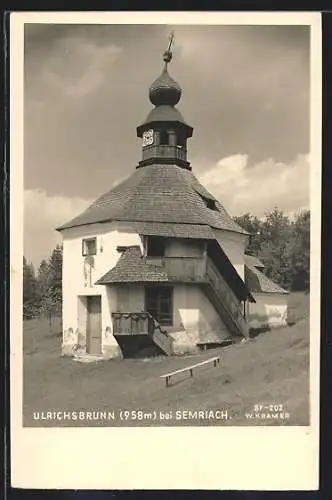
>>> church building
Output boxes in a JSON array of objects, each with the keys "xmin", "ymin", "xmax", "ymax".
[{"xmin": 57, "ymin": 40, "xmax": 288, "ymax": 360}]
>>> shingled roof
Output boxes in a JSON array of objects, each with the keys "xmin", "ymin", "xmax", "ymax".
[
  {"xmin": 244, "ymin": 254, "xmax": 265, "ymax": 269},
  {"xmin": 57, "ymin": 164, "xmax": 248, "ymax": 235},
  {"xmin": 137, "ymin": 106, "xmax": 193, "ymax": 137},
  {"xmin": 133, "ymin": 222, "xmax": 215, "ymax": 239},
  {"xmin": 96, "ymin": 246, "xmax": 170, "ymax": 284},
  {"xmin": 245, "ymin": 265, "xmax": 289, "ymax": 295}
]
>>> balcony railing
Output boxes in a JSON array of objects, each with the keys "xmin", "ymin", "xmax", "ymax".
[
  {"xmin": 145, "ymin": 256, "xmax": 206, "ymax": 282},
  {"xmin": 142, "ymin": 144, "xmax": 187, "ymax": 161},
  {"xmin": 112, "ymin": 312, "xmax": 154, "ymax": 336},
  {"xmin": 112, "ymin": 312, "xmax": 168, "ymax": 337},
  {"xmin": 111, "ymin": 312, "xmax": 173, "ymax": 355}
]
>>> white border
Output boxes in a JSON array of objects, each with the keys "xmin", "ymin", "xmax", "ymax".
[{"xmin": 10, "ymin": 12, "xmax": 322, "ymax": 490}]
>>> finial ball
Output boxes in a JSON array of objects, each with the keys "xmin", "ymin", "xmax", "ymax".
[{"xmin": 163, "ymin": 50, "xmax": 172, "ymax": 63}]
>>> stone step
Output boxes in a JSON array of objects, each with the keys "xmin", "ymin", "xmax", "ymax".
[{"xmin": 73, "ymin": 353, "xmax": 108, "ymax": 363}]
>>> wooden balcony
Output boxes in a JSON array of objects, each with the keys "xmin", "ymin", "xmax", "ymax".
[
  {"xmin": 145, "ymin": 256, "xmax": 206, "ymax": 282},
  {"xmin": 142, "ymin": 144, "xmax": 187, "ymax": 162},
  {"xmin": 111, "ymin": 312, "xmax": 173, "ymax": 356},
  {"xmin": 112, "ymin": 312, "xmax": 154, "ymax": 336}
]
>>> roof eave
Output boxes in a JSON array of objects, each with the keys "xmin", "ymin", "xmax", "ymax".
[
  {"xmin": 56, "ymin": 217, "xmax": 249, "ymax": 238},
  {"xmin": 136, "ymin": 120, "xmax": 193, "ymax": 138}
]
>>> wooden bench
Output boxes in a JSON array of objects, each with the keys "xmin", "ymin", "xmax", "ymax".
[{"xmin": 160, "ymin": 356, "xmax": 221, "ymax": 387}]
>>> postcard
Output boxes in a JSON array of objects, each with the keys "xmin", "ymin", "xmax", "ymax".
[{"xmin": 10, "ymin": 11, "xmax": 321, "ymax": 490}]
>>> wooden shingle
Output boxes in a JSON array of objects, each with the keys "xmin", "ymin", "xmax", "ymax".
[
  {"xmin": 245, "ymin": 265, "xmax": 289, "ymax": 294},
  {"xmin": 57, "ymin": 164, "xmax": 248, "ymax": 236}
]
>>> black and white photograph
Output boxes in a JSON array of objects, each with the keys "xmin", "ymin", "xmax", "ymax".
[{"xmin": 10, "ymin": 11, "xmax": 321, "ymax": 490}]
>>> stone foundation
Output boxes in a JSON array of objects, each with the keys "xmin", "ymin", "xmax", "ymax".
[
  {"xmin": 102, "ymin": 345, "xmax": 123, "ymax": 360},
  {"xmin": 61, "ymin": 344, "xmax": 76, "ymax": 357},
  {"xmin": 169, "ymin": 324, "xmax": 230, "ymax": 355},
  {"xmin": 248, "ymin": 314, "xmax": 287, "ymax": 330},
  {"xmin": 63, "ymin": 327, "xmax": 76, "ymax": 345},
  {"xmin": 172, "ymin": 342, "xmax": 200, "ymax": 355},
  {"xmin": 61, "ymin": 342, "xmax": 123, "ymax": 359},
  {"xmin": 61, "ymin": 324, "xmax": 123, "ymax": 359},
  {"xmin": 170, "ymin": 330, "xmax": 200, "ymax": 355}
]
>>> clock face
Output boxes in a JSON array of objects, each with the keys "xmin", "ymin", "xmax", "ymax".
[{"xmin": 142, "ymin": 129, "xmax": 154, "ymax": 147}]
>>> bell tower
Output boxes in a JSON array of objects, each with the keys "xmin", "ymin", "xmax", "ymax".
[{"xmin": 136, "ymin": 32, "xmax": 193, "ymax": 170}]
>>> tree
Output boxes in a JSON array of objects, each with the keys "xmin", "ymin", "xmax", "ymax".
[
  {"xmin": 234, "ymin": 213, "xmax": 262, "ymax": 256},
  {"xmin": 288, "ymin": 210, "xmax": 310, "ymax": 292},
  {"xmin": 259, "ymin": 208, "xmax": 292, "ymax": 289},
  {"xmin": 40, "ymin": 288, "xmax": 62, "ymax": 329},
  {"xmin": 23, "ymin": 256, "xmax": 38, "ymax": 319},
  {"xmin": 37, "ymin": 259, "xmax": 50, "ymax": 293},
  {"xmin": 23, "ymin": 245, "xmax": 64, "ymax": 325},
  {"xmin": 233, "ymin": 208, "xmax": 310, "ymax": 292},
  {"xmin": 34, "ymin": 259, "xmax": 50, "ymax": 310},
  {"xmin": 41, "ymin": 245, "xmax": 63, "ymax": 327}
]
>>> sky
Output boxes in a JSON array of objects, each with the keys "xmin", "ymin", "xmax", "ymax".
[{"xmin": 24, "ymin": 23, "xmax": 310, "ymax": 268}]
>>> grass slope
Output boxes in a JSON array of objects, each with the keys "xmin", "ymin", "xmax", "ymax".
[{"xmin": 23, "ymin": 293, "xmax": 310, "ymax": 427}]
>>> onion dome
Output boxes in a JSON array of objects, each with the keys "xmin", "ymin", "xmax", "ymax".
[{"xmin": 149, "ymin": 50, "xmax": 182, "ymax": 106}]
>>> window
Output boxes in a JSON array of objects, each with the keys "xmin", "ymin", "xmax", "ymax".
[
  {"xmin": 82, "ymin": 237, "xmax": 97, "ymax": 256},
  {"xmin": 205, "ymin": 198, "xmax": 217, "ymax": 210},
  {"xmin": 177, "ymin": 134, "xmax": 185, "ymax": 148},
  {"xmin": 198, "ymin": 193, "xmax": 218, "ymax": 211},
  {"xmin": 159, "ymin": 130, "xmax": 169, "ymax": 145},
  {"xmin": 146, "ymin": 236, "xmax": 166, "ymax": 257},
  {"xmin": 145, "ymin": 286, "xmax": 173, "ymax": 326}
]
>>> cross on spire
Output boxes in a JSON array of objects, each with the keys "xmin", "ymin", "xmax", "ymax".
[
  {"xmin": 167, "ymin": 30, "xmax": 175, "ymax": 52},
  {"xmin": 163, "ymin": 30, "xmax": 175, "ymax": 65}
]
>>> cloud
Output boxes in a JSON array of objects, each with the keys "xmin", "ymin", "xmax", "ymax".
[
  {"xmin": 198, "ymin": 153, "xmax": 309, "ymax": 217},
  {"xmin": 23, "ymin": 174, "xmax": 130, "ymax": 267},
  {"xmin": 24, "ymin": 190, "xmax": 91, "ymax": 268},
  {"xmin": 26, "ymin": 35, "xmax": 122, "ymax": 100},
  {"xmin": 174, "ymin": 25, "xmax": 308, "ymax": 95}
]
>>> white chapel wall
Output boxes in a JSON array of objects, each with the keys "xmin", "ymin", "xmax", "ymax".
[
  {"xmin": 170, "ymin": 284, "xmax": 230, "ymax": 353},
  {"xmin": 213, "ymin": 229, "xmax": 247, "ymax": 280},
  {"xmin": 248, "ymin": 293, "xmax": 288, "ymax": 329},
  {"xmin": 61, "ymin": 220, "xmax": 142, "ymax": 356}
]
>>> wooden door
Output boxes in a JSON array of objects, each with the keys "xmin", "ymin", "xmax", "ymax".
[{"xmin": 86, "ymin": 296, "xmax": 102, "ymax": 355}]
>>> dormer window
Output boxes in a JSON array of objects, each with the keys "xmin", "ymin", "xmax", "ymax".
[
  {"xmin": 146, "ymin": 236, "xmax": 166, "ymax": 257},
  {"xmin": 198, "ymin": 193, "xmax": 218, "ymax": 211},
  {"xmin": 82, "ymin": 237, "xmax": 97, "ymax": 256},
  {"xmin": 205, "ymin": 198, "xmax": 217, "ymax": 211}
]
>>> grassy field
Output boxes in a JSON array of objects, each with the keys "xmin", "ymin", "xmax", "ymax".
[{"xmin": 23, "ymin": 292, "xmax": 310, "ymax": 427}]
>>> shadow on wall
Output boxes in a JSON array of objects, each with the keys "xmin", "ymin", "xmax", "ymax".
[
  {"xmin": 197, "ymin": 311, "xmax": 229, "ymax": 344},
  {"xmin": 170, "ymin": 296, "xmax": 230, "ymax": 352}
]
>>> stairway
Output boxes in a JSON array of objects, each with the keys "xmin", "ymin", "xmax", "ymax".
[
  {"xmin": 202, "ymin": 257, "xmax": 249, "ymax": 339},
  {"xmin": 151, "ymin": 321, "xmax": 173, "ymax": 356}
]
